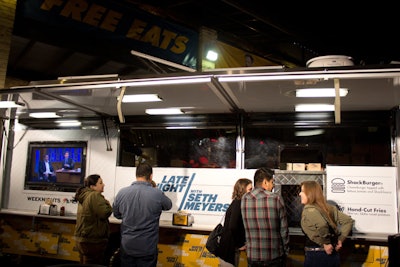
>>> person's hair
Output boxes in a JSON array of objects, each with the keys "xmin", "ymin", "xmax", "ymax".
[
  {"xmin": 232, "ymin": 178, "xmax": 252, "ymax": 200},
  {"xmin": 84, "ymin": 174, "xmax": 101, "ymax": 187},
  {"xmin": 253, "ymin": 167, "xmax": 274, "ymax": 187},
  {"xmin": 136, "ymin": 162, "xmax": 152, "ymax": 181},
  {"xmin": 151, "ymin": 180, "xmax": 157, "ymax": 187},
  {"xmin": 300, "ymin": 180, "xmax": 336, "ymax": 227},
  {"xmin": 74, "ymin": 174, "xmax": 101, "ymax": 200}
]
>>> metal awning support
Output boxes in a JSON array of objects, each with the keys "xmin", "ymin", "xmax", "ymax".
[{"xmin": 334, "ymin": 78, "xmax": 341, "ymax": 124}]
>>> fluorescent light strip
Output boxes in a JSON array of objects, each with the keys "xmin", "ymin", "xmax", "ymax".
[
  {"xmin": 122, "ymin": 94, "xmax": 162, "ymax": 103},
  {"xmin": 166, "ymin": 126, "xmax": 198, "ymax": 129},
  {"xmin": 29, "ymin": 112, "xmax": 60, "ymax": 118},
  {"xmin": 0, "ymin": 101, "xmax": 23, "ymax": 108},
  {"xmin": 295, "ymin": 104, "xmax": 334, "ymax": 112},
  {"xmin": 295, "ymin": 129, "xmax": 325, "ymax": 136},
  {"xmin": 56, "ymin": 120, "xmax": 82, "ymax": 127},
  {"xmin": 145, "ymin": 108, "xmax": 183, "ymax": 115},
  {"xmin": 296, "ymin": 88, "xmax": 348, "ymax": 97}
]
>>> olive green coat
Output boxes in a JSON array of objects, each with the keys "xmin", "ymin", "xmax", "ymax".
[
  {"xmin": 74, "ymin": 188, "xmax": 112, "ymax": 243},
  {"xmin": 301, "ymin": 204, "xmax": 354, "ymax": 246}
]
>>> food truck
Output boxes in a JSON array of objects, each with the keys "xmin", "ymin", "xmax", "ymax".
[{"xmin": 0, "ymin": 66, "xmax": 399, "ymax": 266}]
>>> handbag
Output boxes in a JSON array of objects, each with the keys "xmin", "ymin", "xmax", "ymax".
[{"xmin": 206, "ymin": 215, "xmax": 225, "ymax": 256}]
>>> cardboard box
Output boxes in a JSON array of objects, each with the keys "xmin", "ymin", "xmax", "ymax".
[
  {"xmin": 292, "ymin": 163, "xmax": 306, "ymax": 171},
  {"xmin": 286, "ymin": 163, "xmax": 293, "ymax": 170},
  {"xmin": 307, "ymin": 163, "xmax": 322, "ymax": 171}
]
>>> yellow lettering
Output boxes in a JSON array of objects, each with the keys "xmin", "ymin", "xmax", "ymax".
[
  {"xmin": 60, "ymin": 0, "xmax": 88, "ymax": 21},
  {"xmin": 126, "ymin": 19, "xmax": 147, "ymax": 40},
  {"xmin": 40, "ymin": 0, "xmax": 64, "ymax": 11},
  {"xmin": 141, "ymin": 26, "xmax": 161, "ymax": 47},
  {"xmin": 100, "ymin": 10, "xmax": 123, "ymax": 32},
  {"xmin": 82, "ymin": 3, "xmax": 106, "ymax": 27},
  {"xmin": 160, "ymin": 30, "xmax": 177, "ymax": 49},
  {"xmin": 171, "ymin": 36, "xmax": 188, "ymax": 54}
]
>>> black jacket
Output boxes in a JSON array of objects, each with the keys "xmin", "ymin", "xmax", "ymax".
[{"xmin": 216, "ymin": 199, "xmax": 246, "ymax": 264}]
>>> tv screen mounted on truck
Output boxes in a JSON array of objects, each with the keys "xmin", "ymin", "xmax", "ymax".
[{"xmin": 24, "ymin": 141, "xmax": 87, "ymax": 192}]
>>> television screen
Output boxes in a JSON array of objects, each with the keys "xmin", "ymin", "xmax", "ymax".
[{"xmin": 24, "ymin": 141, "xmax": 87, "ymax": 192}]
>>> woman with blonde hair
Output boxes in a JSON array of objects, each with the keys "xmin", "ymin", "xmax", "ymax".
[
  {"xmin": 217, "ymin": 178, "xmax": 253, "ymax": 267},
  {"xmin": 299, "ymin": 180, "xmax": 354, "ymax": 267}
]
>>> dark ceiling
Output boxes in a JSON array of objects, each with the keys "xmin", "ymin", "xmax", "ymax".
[{"xmin": 6, "ymin": 0, "xmax": 400, "ymax": 83}]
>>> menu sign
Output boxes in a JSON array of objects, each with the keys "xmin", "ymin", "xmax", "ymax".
[{"xmin": 326, "ymin": 166, "xmax": 398, "ymax": 234}]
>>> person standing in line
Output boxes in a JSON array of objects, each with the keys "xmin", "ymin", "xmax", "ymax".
[
  {"xmin": 241, "ymin": 167, "xmax": 289, "ymax": 267},
  {"xmin": 74, "ymin": 174, "xmax": 112, "ymax": 265},
  {"xmin": 113, "ymin": 162, "xmax": 172, "ymax": 267},
  {"xmin": 217, "ymin": 178, "xmax": 253, "ymax": 267},
  {"xmin": 62, "ymin": 150, "xmax": 75, "ymax": 170},
  {"xmin": 299, "ymin": 180, "xmax": 354, "ymax": 267}
]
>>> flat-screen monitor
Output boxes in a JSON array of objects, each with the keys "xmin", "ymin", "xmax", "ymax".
[{"xmin": 24, "ymin": 141, "xmax": 87, "ymax": 192}]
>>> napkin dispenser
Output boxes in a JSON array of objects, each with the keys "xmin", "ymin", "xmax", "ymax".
[
  {"xmin": 39, "ymin": 204, "xmax": 58, "ymax": 215},
  {"xmin": 172, "ymin": 211, "xmax": 194, "ymax": 226}
]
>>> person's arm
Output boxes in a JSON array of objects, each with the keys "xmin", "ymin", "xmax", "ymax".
[
  {"xmin": 38, "ymin": 161, "xmax": 45, "ymax": 176},
  {"xmin": 278, "ymin": 195, "xmax": 290, "ymax": 255},
  {"xmin": 333, "ymin": 206, "xmax": 354, "ymax": 250},
  {"xmin": 160, "ymin": 191, "xmax": 172, "ymax": 210},
  {"xmin": 92, "ymin": 193, "xmax": 112, "ymax": 219},
  {"xmin": 112, "ymin": 195, "xmax": 122, "ymax": 219},
  {"xmin": 70, "ymin": 159, "xmax": 75, "ymax": 169}
]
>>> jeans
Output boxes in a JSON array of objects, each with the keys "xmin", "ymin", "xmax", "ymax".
[
  {"xmin": 120, "ymin": 248, "xmax": 157, "ymax": 267},
  {"xmin": 304, "ymin": 250, "xmax": 340, "ymax": 267},
  {"xmin": 76, "ymin": 240, "xmax": 108, "ymax": 265},
  {"xmin": 248, "ymin": 255, "xmax": 286, "ymax": 267}
]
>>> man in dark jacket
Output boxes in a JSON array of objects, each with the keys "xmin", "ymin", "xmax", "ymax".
[{"xmin": 38, "ymin": 154, "xmax": 56, "ymax": 182}]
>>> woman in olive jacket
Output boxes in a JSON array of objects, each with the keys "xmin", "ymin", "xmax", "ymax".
[
  {"xmin": 300, "ymin": 180, "xmax": 354, "ymax": 267},
  {"xmin": 216, "ymin": 178, "xmax": 253, "ymax": 267},
  {"xmin": 74, "ymin": 174, "xmax": 112, "ymax": 265}
]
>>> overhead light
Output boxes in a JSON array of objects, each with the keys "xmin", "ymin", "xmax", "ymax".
[
  {"xmin": 206, "ymin": 50, "xmax": 218, "ymax": 61},
  {"xmin": 29, "ymin": 112, "xmax": 60, "ymax": 118},
  {"xmin": 56, "ymin": 120, "xmax": 82, "ymax": 127},
  {"xmin": 166, "ymin": 126, "xmax": 197, "ymax": 129},
  {"xmin": 295, "ymin": 104, "xmax": 334, "ymax": 112},
  {"xmin": 295, "ymin": 129, "xmax": 325, "ymax": 136},
  {"xmin": 0, "ymin": 101, "xmax": 24, "ymax": 108},
  {"xmin": 295, "ymin": 88, "xmax": 348, "ymax": 97},
  {"xmin": 145, "ymin": 108, "xmax": 184, "ymax": 115},
  {"xmin": 121, "ymin": 94, "xmax": 162, "ymax": 103}
]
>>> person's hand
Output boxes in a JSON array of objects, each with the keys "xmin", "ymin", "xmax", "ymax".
[
  {"xmin": 323, "ymin": 243, "xmax": 334, "ymax": 254},
  {"xmin": 335, "ymin": 240, "xmax": 343, "ymax": 251},
  {"xmin": 238, "ymin": 245, "xmax": 246, "ymax": 251}
]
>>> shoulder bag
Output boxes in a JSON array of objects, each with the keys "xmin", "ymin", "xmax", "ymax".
[{"xmin": 205, "ymin": 215, "xmax": 225, "ymax": 256}]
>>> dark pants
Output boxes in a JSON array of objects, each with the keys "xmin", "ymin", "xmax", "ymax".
[
  {"xmin": 76, "ymin": 240, "xmax": 108, "ymax": 265},
  {"xmin": 248, "ymin": 255, "xmax": 286, "ymax": 267},
  {"xmin": 120, "ymin": 247, "xmax": 157, "ymax": 267},
  {"xmin": 304, "ymin": 250, "xmax": 340, "ymax": 267}
]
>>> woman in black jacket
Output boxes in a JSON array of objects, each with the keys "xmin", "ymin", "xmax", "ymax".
[{"xmin": 217, "ymin": 178, "xmax": 253, "ymax": 267}]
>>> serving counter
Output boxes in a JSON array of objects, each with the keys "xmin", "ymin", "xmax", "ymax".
[{"xmin": 0, "ymin": 209, "xmax": 392, "ymax": 267}]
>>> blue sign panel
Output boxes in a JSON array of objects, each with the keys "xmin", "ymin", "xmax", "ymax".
[{"xmin": 19, "ymin": 0, "xmax": 198, "ymax": 69}]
